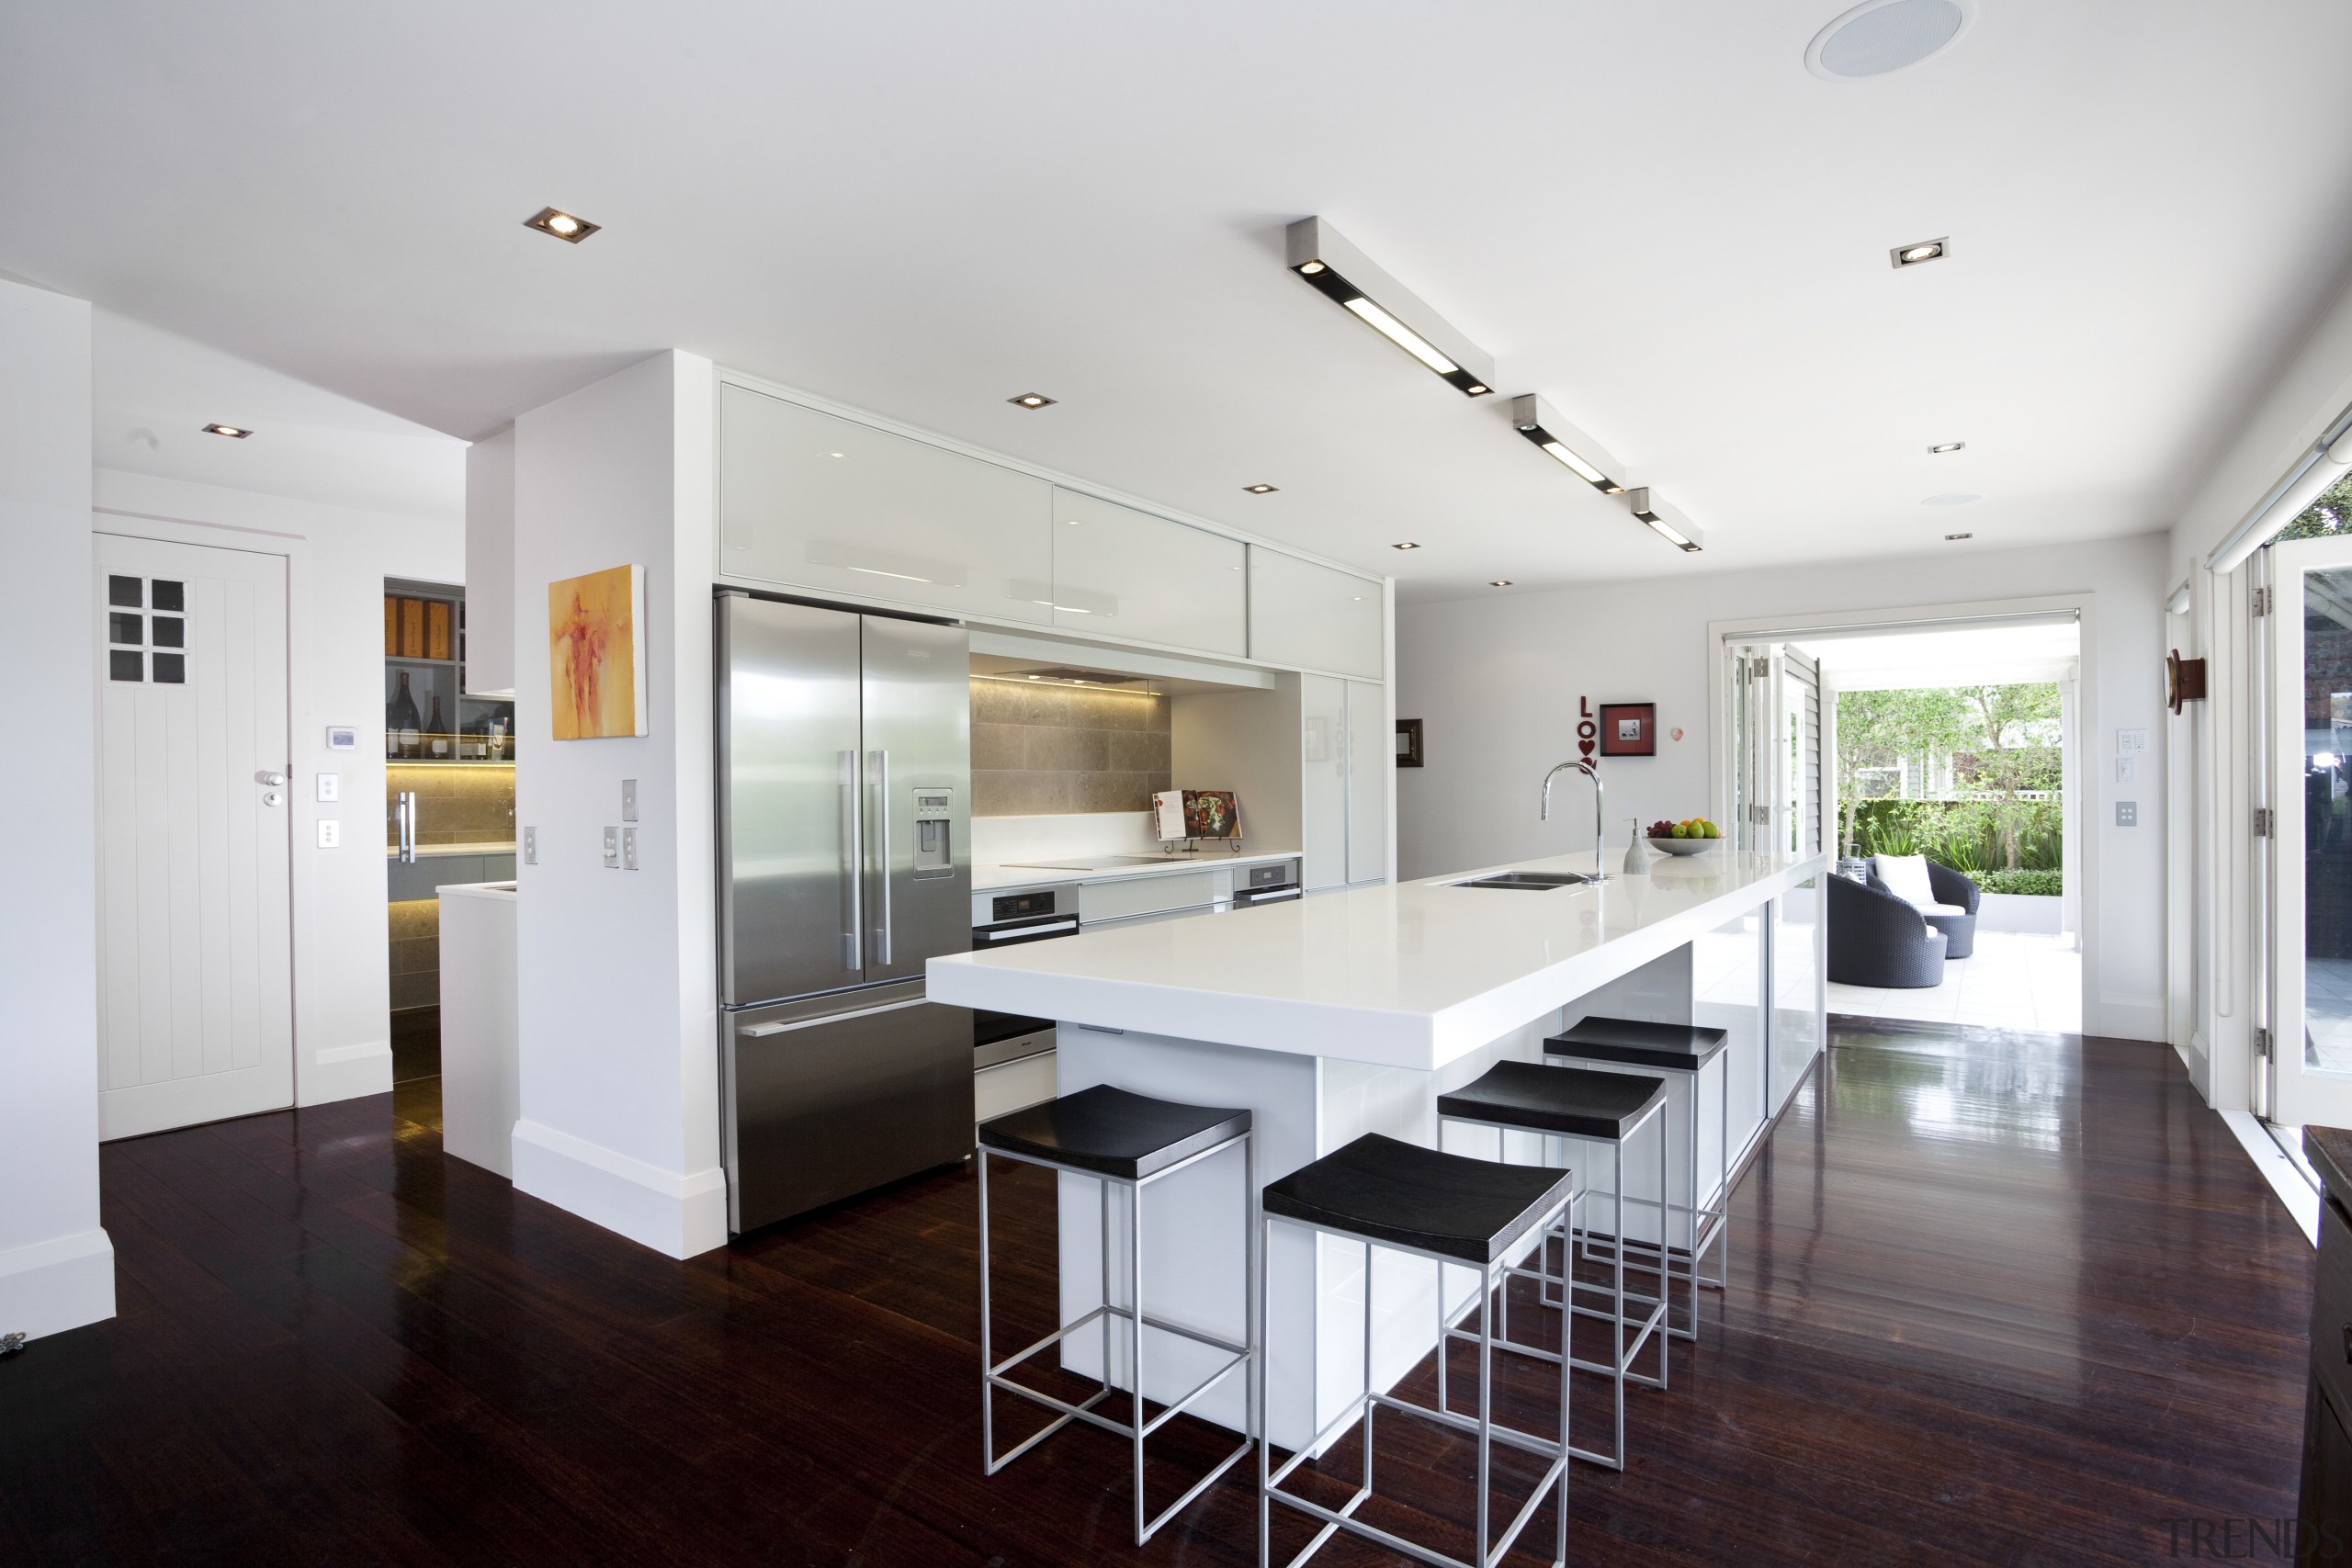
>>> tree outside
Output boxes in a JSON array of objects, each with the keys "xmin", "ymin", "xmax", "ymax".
[
  {"xmin": 1836, "ymin": 682, "xmax": 2064, "ymax": 881},
  {"xmin": 2274, "ymin": 471, "xmax": 2352, "ymax": 542}
]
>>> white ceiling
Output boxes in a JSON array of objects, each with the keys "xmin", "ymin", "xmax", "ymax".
[
  {"xmin": 8, "ymin": 2, "xmax": 2352, "ymax": 600},
  {"xmin": 1804, "ymin": 619, "xmax": 2081, "ymax": 689}
]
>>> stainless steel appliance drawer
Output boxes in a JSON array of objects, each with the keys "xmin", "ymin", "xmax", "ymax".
[{"xmin": 721, "ymin": 982, "xmax": 973, "ymax": 1233}]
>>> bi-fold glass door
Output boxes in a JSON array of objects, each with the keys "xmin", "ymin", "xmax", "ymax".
[{"xmin": 2263, "ymin": 538, "xmax": 2352, "ymax": 1129}]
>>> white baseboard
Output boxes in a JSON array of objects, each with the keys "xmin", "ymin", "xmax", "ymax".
[
  {"xmin": 0, "ymin": 1227, "xmax": 116, "ymax": 1341},
  {"xmin": 511, "ymin": 1119, "xmax": 729, "ymax": 1258},
  {"xmin": 2219, "ymin": 1111, "xmax": 2319, "ymax": 1247},
  {"xmin": 300, "ymin": 1040, "xmax": 392, "ymax": 1106},
  {"xmin": 2089, "ymin": 995, "xmax": 2165, "ymax": 1043}
]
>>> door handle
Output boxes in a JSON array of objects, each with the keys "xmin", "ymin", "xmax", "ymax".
[
  {"xmin": 254, "ymin": 771, "xmax": 287, "ymax": 787},
  {"xmin": 871, "ymin": 749, "xmax": 892, "ymax": 967},
  {"xmin": 840, "ymin": 750, "xmax": 863, "ymax": 971},
  {"xmin": 395, "ymin": 791, "xmax": 418, "ymax": 863}
]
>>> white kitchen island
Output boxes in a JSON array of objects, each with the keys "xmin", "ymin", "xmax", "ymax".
[{"xmin": 926, "ymin": 849, "xmax": 1828, "ymax": 1450}]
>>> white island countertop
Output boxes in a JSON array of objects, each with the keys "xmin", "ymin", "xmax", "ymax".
[{"xmin": 929, "ymin": 850, "xmax": 1826, "ymax": 1071}]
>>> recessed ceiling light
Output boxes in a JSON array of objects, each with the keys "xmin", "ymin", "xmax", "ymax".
[
  {"xmin": 1808, "ymin": 0, "xmax": 1973, "ymax": 81},
  {"xmin": 1944, "ymin": 533, "xmax": 1973, "ymax": 541},
  {"xmin": 1008, "ymin": 393, "xmax": 1057, "ymax": 409},
  {"xmin": 1242, "ymin": 483, "xmax": 1279, "ymax": 494},
  {"xmin": 1928, "ymin": 441, "xmax": 1965, "ymax": 454},
  {"xmin": 1392, "ymin": 541, "xmax": 1421, "ymax": 550},
  {"xmin": 1891, "ymin": 238, "xmax": 1948, "ymax": 268},
  {"xmin": 1488, "ymin": 580, "xmax": 1514, "ymax": 588},
  {"xmin": 525, "ymin": 207, "xmax": 599, "ymax": 243},
  {"xmin": 1922, "ymin": 492, "xmax": 1981, "ymax": 505},
  {"xmin": 1287, "ymin": 217, "xmax": 1497, "ymax": 399},
  {"xmin": 201, "ymin": 423, "xmax": 252, "ymax": 439},
  {"xmin": 828, "ymin": 450, "xmax": 845, "ymax": 457}
]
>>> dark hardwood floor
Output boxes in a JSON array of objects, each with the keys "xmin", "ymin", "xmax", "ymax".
[{"xmin": 0, "ymin": 1022, "xmax": 2315, "ymax": 1566}]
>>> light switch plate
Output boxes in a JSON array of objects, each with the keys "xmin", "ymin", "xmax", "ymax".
[
  {"xmin": 523, "ymin": 826, "xmax": 537, "ymax": 865},
  {"xmin": 2116, "ymin": 800, "xmax": 2138, "ymax": 827},
  {"xmin": 316, "ymin": 818, "xmax": 341, "ymax": 848},
  {"xmin": 2117, "ymin": 728, "xmax": 2148, "ymax": 755},
  {"xmin": 2116, "ymin": 757, "xmax": 2138, "ymax": 784},
  {"xmin": 621, "ymin": 779, "xmax": 638, "ymax": 822},
  {"xmin": 621, "ymin": 825, "xmax": 639, "ymax": 871},
  {"xmin": 604, "ymin": 826, "xmax": 619, "ymax": 868},
  {"xmin": 316, "ymin": 772, "xmax": 340, "ymax": 803}
]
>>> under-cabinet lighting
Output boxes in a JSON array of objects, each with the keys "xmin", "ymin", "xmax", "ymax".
[
  {"xmin": 525, "ymin": 207, "xmax": 600, "ymax": 243},
  {"xmin": 1286, "ymin": 217, "xmax": 1496, "ymax": 399},
  {"xmin": 1625, "ymin": 488, "xmax": 1703, "ymax": 553},
  {"xmin": 202, "ymin": 423, "xmax": 252, "ymax": 439},
  {"xmin": 848, "ymin": 566, "xmax": 938, "ymax": 584},
  {"xmin": 973, "ymin": 674, "xmax": 1159, "ymax": 697},
  {"xmin": 1508, "ymin": 395, "xmax": 1623, "ymax": 495}
]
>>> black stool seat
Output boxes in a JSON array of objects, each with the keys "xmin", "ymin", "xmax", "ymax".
[
  {"xmin": 1438, "ymin": 1060, "xmax": 1666, "ymax": 1141},
  {"xmin": 1544, "ymin": 1016, "xmax": 1729, "ymax": 1072},
  {"xmin": 1261, "ymin": 1133, "xmax": 1576, "ymax": 1266},
  {"xmin": 978, "ymin": 1083, "xmax": 1250, "ymax": 1181}
]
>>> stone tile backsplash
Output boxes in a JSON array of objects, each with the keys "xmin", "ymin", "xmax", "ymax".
[
  {"xmin": 386, "ymin": 763, "xmax": 516, "ymax": 846},
  {"xmin": 970, "ymin": 678, "xmax": 1170, "ymax": 816}
]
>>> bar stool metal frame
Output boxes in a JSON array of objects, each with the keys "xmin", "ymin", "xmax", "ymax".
[
  {"xmin": 1257, "ymin": 1134, "xmax": 1575, "ymax": 1568},
  {"xmin": 1435, "ymin": 1064, "xmax": 1671, "ymax": 1472},
  {"xmin": 977, "ymin": 1093, "xmax": 1256, "ymax": 1546},
  {"xmin": 1543, "ymin": 1018, "xmax": 1732, "ymax": 1344}
]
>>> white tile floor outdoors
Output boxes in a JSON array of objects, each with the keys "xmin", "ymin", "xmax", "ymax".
[{"xmin": 1828, "ymin": 930, "xmax": 2083, "ymax": 1033}]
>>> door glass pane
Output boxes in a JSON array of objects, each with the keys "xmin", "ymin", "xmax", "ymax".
[{"xmin": 2304, "ymin": 568, "xmax": 2352, "ymax": 1073}]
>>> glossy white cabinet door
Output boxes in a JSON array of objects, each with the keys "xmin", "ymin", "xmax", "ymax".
[
  {"xmin": 1249, "ymin": 548, "xmax": 1384, "ymax": 678},
  {"xmin": 1345, "ymin": 680, "xmax": 1390, "ymax": 884},
  {"xmin": 1299, "ymin": 673, "xmax": 1348, "ymax": 890},
  {"xmin": 719, "ymin": 384, "xmax": 1054, "ymax": 625},
  {"xmin": 1049, "ymin": 489, "xmax": 1247, "ymax": 653}
]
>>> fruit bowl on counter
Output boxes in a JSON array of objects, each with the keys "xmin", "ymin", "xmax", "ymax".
[{"xmin": 1646, "ymin": 818, "xmax": 1723, "ymax": 855}]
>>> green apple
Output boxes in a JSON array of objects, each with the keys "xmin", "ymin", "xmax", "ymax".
[{"xmin": 1671, "ymin": 822, "xmax": 1690, "ymax": 839}]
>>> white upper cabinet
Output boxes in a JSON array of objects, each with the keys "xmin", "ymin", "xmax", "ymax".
[
  {"xmin": 1248, "ymin": 548, "xmax": 1385, "ymax": 679},
  {"xmin": 719, "ymin": 385, "xmax": 1054, "ymax": 625},
  {"xmin": 1298, "ymin": 673, "xmax": 1349, "ymax": 891},
  {"xmin": 1049, "ymin": 489, "xmax": 1246, "ymax": 655}
]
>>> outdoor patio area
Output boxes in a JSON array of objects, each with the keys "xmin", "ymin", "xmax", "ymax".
[{"xmin": 1828, "ymin": 929, "xmax": 2082, "ymax": 1034}]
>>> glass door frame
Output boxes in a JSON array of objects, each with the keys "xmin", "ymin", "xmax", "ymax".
[{"xmin": 2262, "ymin": 534, "xmax": 2352, "ymax": 1129}]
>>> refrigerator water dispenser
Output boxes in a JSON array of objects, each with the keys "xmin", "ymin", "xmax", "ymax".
[{"xmin": 913, "ymin": 786, "xmax": 954, "ymax": 875}]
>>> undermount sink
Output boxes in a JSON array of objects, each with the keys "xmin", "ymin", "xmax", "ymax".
[{"xmin": 1450, "ymin": 871, "xmax": 1596, "ymax": 890}]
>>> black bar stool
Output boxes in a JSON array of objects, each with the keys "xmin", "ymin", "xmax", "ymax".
[
  {"xmin": 1544, "ymin": 1017, "xmax": 1732, "ymax": 1339},
  {"xmin": 1436, "ymin": 1060, "xmax": 1670, "ymax": 1471},
  {"xmin": 977, "ymin": 1084, "xmax": 1255, "ymax": 1545},
  {"xmin": 1257, "ymin": 1133, "xmax": 1574, "ymax": 1568}
]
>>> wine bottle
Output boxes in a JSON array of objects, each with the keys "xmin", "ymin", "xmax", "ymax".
[
  {"xmin": 426, "ymin": 692, "xmax": 449, "ymax": 758},
  {"xmin": 389, "ymin": 671, "xmax": 424, "ymax": 760}
]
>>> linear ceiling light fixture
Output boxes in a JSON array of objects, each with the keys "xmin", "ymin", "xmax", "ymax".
[
  {"xmin": 1508, "ymin": 394, "xmax": 1624, "ymax": 494},
  {"xmin": 1625, "ymin": 488, "xmax": 1703, "ymax": 553},
  {"xmin": 201, "ymin": 423, "xmax": 252, "ymax": 439},
  {"xmin": 525, "ymin": 207, "xmax": 599, "ymax": 243},
  {"xmin": 1285, "ymin": 217, "xmax": 1496, "ymax": 398}
]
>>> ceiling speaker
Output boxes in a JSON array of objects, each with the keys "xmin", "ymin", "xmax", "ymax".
[{"xmin": 1806, "ymin": 0, "xmax": 1972, "ymax": 81}]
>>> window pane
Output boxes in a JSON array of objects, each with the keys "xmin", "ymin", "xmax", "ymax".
[
  {"xmin": 151, "ymin": 615, "xmax": 184, "ymax": 649},
  {"xmin": 108, "ymin": 612, "xmax": 141, "ymax": 645},
  {"xmin": 107, "ymin": 574, "xmax": 141, "ymax": 608},
  {"xmin": 108, "ymin": 650, "xmax": 142, "ymax": 682},
  {"xmin": 2306, "ymin": 570, "xmax": 2352, "ymax": 1074},
  {"xmin": 152, "ymin": 653, "xmax": 186, "ymax": 684},
  {"xmin": 150, "ymin": 580, "xmax": 185, "ymax": 612}
]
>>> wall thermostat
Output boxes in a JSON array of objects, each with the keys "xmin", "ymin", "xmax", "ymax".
[{"xmin": 325, "ymin": 726, "xmax": 358, "ymax": 750}]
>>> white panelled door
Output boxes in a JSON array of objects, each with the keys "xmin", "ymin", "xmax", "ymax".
[{"xmin": 95, "ymin": 533, "xmax": 294, "ymax": 1140}]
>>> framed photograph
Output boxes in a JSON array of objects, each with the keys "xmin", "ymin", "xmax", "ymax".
[
  {"xmin": 548, "ymin": 564, "xmax": 648, "ymax": 740},
  {"xmin": 1599, "ymin": 702, "xmax": 1656, "ymax": 757},
  {"xmin": 1395, "ymin": 717, "xmax": 1424, "ymax": 768}
]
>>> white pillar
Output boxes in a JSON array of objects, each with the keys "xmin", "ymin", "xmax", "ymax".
[{"xmin": 0, "ymin": 277, "xmax": 114, "ymax": 1339}]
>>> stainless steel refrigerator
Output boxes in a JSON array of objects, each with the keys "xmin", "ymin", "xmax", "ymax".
[{"xmin": 716, "ymin": 590, "xmax": 973, "ymax": 1233}]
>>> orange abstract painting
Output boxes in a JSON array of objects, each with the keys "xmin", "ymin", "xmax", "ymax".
[{"xmin": 548, "ymin": 564, "xmax": 646, "ymax": 739}]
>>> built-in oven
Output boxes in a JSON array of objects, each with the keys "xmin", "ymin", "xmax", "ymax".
[
  {"xmin": 971, "ymin": 885, "xmax": 1080, "ymax": 1067},
  {"xmin": 1230, "ymin": 857, "xmax": 1303, "ymax": 908}
]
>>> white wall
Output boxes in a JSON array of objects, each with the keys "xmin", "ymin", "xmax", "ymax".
[
  {"xmin": 1398, "ymin": 534, "xmax": 2171, "ymax": 1042},
  {"xmin": 93, "ymin": 469, "xmax": 463, "ymax": 1102},
  {"xmin": 512, "ymin": 351, "xmax": 726, "ymax": 1258},
  {"xmin": 0, "ymin": 277, "xmax": 112, "ymax": 1340}
]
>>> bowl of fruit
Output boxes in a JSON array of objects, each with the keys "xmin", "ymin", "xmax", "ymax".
[{"xmin": 1646, "ymin": 818, "xmax": 1723, "ymax": 854}]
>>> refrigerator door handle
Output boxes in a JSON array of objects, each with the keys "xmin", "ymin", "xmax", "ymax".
[
  {"xmin": 870, "ymin": 748, "xmax": 893, "ymax": 967},
  {"xmin": 840, "ymin": 750, "xmax": 864, "ymax": 971},
  {"xmin": 739, "ymin": 997, "xmax": 928, "ymax": 1037}
]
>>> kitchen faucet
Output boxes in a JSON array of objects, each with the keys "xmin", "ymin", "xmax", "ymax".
[{"xmin": 1539, "ymin": 758, "xmax": 1607, "ymax": 883}]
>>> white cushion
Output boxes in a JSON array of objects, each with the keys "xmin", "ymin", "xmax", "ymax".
[
  {"xmin": 1918, "ymin": 901, "xmax": 1968, "ymax": 917},
  {"xmin": 1872, "ymin": 853, "xmax": 1938, "ymax": 908}
]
